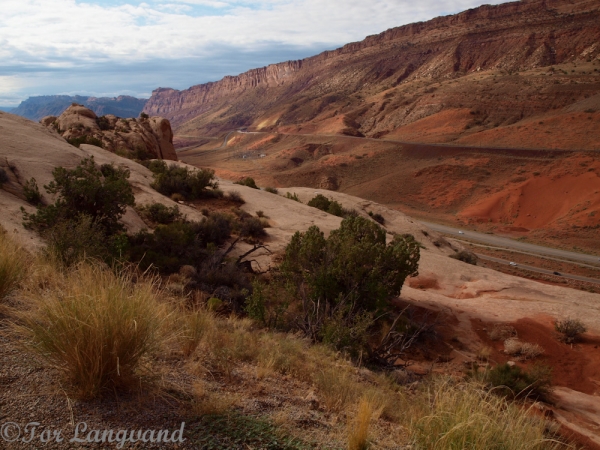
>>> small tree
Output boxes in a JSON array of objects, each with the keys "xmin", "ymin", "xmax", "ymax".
[
  {"xmin": 280, "ymin": 216, "xmax": 420, "ymax": 350},
  {"xmin": 22, "ymin": 157, "xmax": 134, "ymax": 265},
  {"xmin": 23, "ymin": 157, "xmax": 134, "ymax": 236}
]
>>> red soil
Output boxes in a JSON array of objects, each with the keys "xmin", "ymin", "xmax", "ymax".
[{"xmin": 472, "ymin": 316, "xmax": 600, "ymax": 395}]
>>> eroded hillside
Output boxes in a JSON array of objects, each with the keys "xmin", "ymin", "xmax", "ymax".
[{"xmin": 145, "ymin": 0, "xmax": 600, "ymax": 151}]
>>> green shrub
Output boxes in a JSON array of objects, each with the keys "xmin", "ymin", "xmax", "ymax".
[
  {"xmin": 307, "ymin": 193, "xmax": 331, "ymax": 211},
  {"xmin": 239, "ymin": 217, "xmax": 267, "ymax": 239},
  {"xmin": 144, "ymin": 159, "xmax": 168, "ymax": 175},
  {"xmin": 140, "ymin": 112, "xmax": 149, "ymax": 120},
  {"xmin": 128, "ymin": 214, "xmax": 231, "ymax": 274},
  {"xmin": 264, "ymin": 187, "xmax": 278, "ymax": 194},
  {"xmin": 131, "ymin": 146, "xmax": 155, "ymax": 161},
  {"xmin": 368, "ymin": 211, "xmax": 385, "ymax": 225},
  {"xmin": 23, "ymin": 157, "xmax": 135, "ymax": 237},
  {"xmin": 555, "ymin": 318, "xmax": 586, "ymax": 343},
  {"xmin": 308, "ymin": 194, "xmax": 355, "ymax": 218},
  {"xmin": 285, "ymin": 192, "xmax": 300, "ymax": 202},
  {"xmin": 449, "ymin": 250, "xmax": 478, "ymax": 265},
  {"xmin": 484, "ymin": 363, "xmax": 552, "ymax": 401},
  {"xmin": 273, "ymin": 216, "xmax": 420, "ymax": 353},
  {"xmin": 44, "ymin": 215, "xmax": 117, "ymax": 267},
  {"xmin": 138, "ymin": 202, "xmax": 183, "ymax": 225},
  {"xmin": 227, "ymin": 190, "xmax": 244, "ymax": 203},
  {"xmin": 96, "ymin": 116, "xmax": 111, "ymax": 131},
  {"xmin": 67, "ymin": 135, "xmax": 103, "ymax": 148},
  {"xmin": 150, "ymin": 162, "xmax": 218, "ymax": 200},
  {"xmin": 23, "ymin": 177, "xmax": 42, "ymax": 205},
  {"xmin": 283, "ymin": 216, "xmax": 420, "ymax": 314},
  {"xmin": 234, "ymin": 177, "xmax": 259, "ymax": 189}
]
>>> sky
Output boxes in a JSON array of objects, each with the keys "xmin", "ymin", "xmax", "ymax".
[{"xmin": 0, "ymin": 0, "xmax": 509, "ymax": 107}]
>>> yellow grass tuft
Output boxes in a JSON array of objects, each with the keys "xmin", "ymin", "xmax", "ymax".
[
  {"xmin": 13, "ymin": 263, "xmax": 170, "ymax": 399},
  {"xmin": 406, "ymin": 378, "xmax": 563, "ymax": 450},
  {"xmin": 0, "ymin": 229, "xmax": 29, "ymax": 303},
  {"xmin": 348, "ymin": 396, "xmax": 374, "ymax": 450}
]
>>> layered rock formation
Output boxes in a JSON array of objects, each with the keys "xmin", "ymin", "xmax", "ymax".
[
  {"xmin": 12, "ymin": 95, "xmax": 147, "ymax": 122},
  {"xmin": 144, "ymin": 0, "xmax": 600, "ymax": 146},
  {"xmin": 41, "ymin": 105, "xmax": 177, "ymax": 161}
]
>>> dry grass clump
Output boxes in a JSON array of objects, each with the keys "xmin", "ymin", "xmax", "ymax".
[
  {"xmin": 504, "ymin": 338, "xmax": 544, "ymax": 359},
  {"xmin": 555, "ymin": 318, "xmax": 587, "ymax": 343},
  {"xmin": 191, "ymin": 380, "xmax": 238, "ymax": 416},
  {"xmin": 488, "ymin": 323, "xmax": 517, "ymax": 341},
  {"xmin": 407, "ymin": 378, "xmax": 563, "ymax": 449},
  {"xmin": 348, "ymin": 396, "xmax": 375, "ymax": 450},
  {"xmin": 13, "ymin": 263, "xmax": 170, "ymax": 399},
  {"xmin": 314, "ymin": 367, "xmax": 359, "ymax": 412},
  {"xmin": 0, "ymin": 229, "xmax": 28, "ymax": 303},
  {"xmin": 179, "ymin": 307, "xmax": 214, "ymax": 358}
]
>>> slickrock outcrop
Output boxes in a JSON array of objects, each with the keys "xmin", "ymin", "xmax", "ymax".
[
  {"xmin": 41, "ymin": 104, "xmax": 177, "ymax": 161},
  {"xmin": 144, "ymin": 0, "xmax": 600, "ymax": 146}
]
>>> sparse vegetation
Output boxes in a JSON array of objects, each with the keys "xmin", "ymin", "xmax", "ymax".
[
  {"xmin": 285, "ymin": 192, "xmax": 300, "ymax": 202},
  {"xmin": 503, "ymin": 338, "xmax": 544, "ymax": 359},
  {"xmin": 409, "ymin": 378, "xmax": 559, "ymax": 448},
  {"xmin": 67, "ymin": 134, "xmax": 103, "ymax": 148},
  {"xmin": 488, "ymin": 323, "xmax": 517, "ymax": 341},
  {"xmin": 307, "ymin": 193, "xmax": 355, "ymax": 218},
  {"xmin": 137, "ymin": 202, "xmax": 184, "ymax": 225},
  {"xmin": 368, "ymin": 211, "xmax": 385, "ymax": 225},
  {"xmin": 235, "ymin": 177, "xmax": 259, "ymax": 189},
  {"xmin": 226, "ymin": 190, "xmax": 245, "ymax": 203},
  {"xmin": 148, "ymin": 160, "xmax": 219, "ymax": 200},
  {"xmin": 0, "ymin": 229, "xmax": 28, "ymax": 303},
  {"xmin": 482, "ymin": 363, "xmax": 553, "ymax": 401},
  {"xmin": 264, "ymin": 186, "xmax": 278, "ymax": 194},
  {"xmin": 22, "ymin": 157, "xmax": 134, "ymax": 266},
  {"xmin": 450, "ymin": 250, "xmax": 478, "ymax": 265},
  {"xmin": 555, "ymin": 318, "xmax": 587, "ymax": 343},
  {"xmin": 23, "ymin": 177, "xmax": 42, "ymax": 205}
]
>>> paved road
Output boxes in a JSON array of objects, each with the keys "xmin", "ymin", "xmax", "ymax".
[
  {"xmin": 420, "ymin": 220, "xmax": 600, "ymax": 266},
  {"xmin": 477, "ymin": 254, "xmax": 600, "ymax": 285}
]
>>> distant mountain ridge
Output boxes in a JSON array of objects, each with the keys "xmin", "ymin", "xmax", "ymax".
[{"xmin": 12, "ymin": 95, "xmax": 147, "ymax": 122}]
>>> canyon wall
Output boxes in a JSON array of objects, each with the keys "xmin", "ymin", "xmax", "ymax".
[{"xmin": 144, "ymin": 0, "xmax": 600, "ymax": 140}]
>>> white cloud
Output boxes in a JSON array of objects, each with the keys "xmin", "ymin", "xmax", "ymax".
[{"xmin": 0, "ymin": 0, "xmax": 509, "ymax": 104}]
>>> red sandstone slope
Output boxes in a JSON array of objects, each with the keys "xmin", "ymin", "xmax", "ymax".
[{"xmin": 145, "ymin": 0, "xmax": 600, "ymax": 149}]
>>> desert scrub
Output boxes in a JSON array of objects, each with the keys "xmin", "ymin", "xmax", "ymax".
[
  {"xmin": 482, "ymin": 363, "xmax": 553, "ymax": 401},
  {"xmin": 555, "ymin": 318, "xmax": 587, "ymax": 343},
  {"xmin": 14, "ymin": 263, "xmax": 170, "ymax": 399},
  {"xmin": 137, "ymin": 202, "xmax": 183, "ymax": 225},
  {"xmin": 23, "ymin": 177, "xmax": 42, "ymax": 205},
  {"xmin": 449, "ymin": 250, "xmax": 478, "ymax": 265},
  {"xmin": 148, "ymin": 161, "xmax": 218, "ymax": 200},
  {"xmin": 234, "ymin": 177, "xmax": 259, "ymax": 189},
  {"xmin": 0, "ymin": 228, "xmax": 28, "ymax": 302},
  {"xmin": 408, "ymin": 378, "xmax": 562, "ymax": 449},
  {"xmin": 503, "ymin": 338, "xmax": 544, "ymax": 359},
  {"xmin": 226, "ymin": 190, "xmax": 245, "ymax": 203}
]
